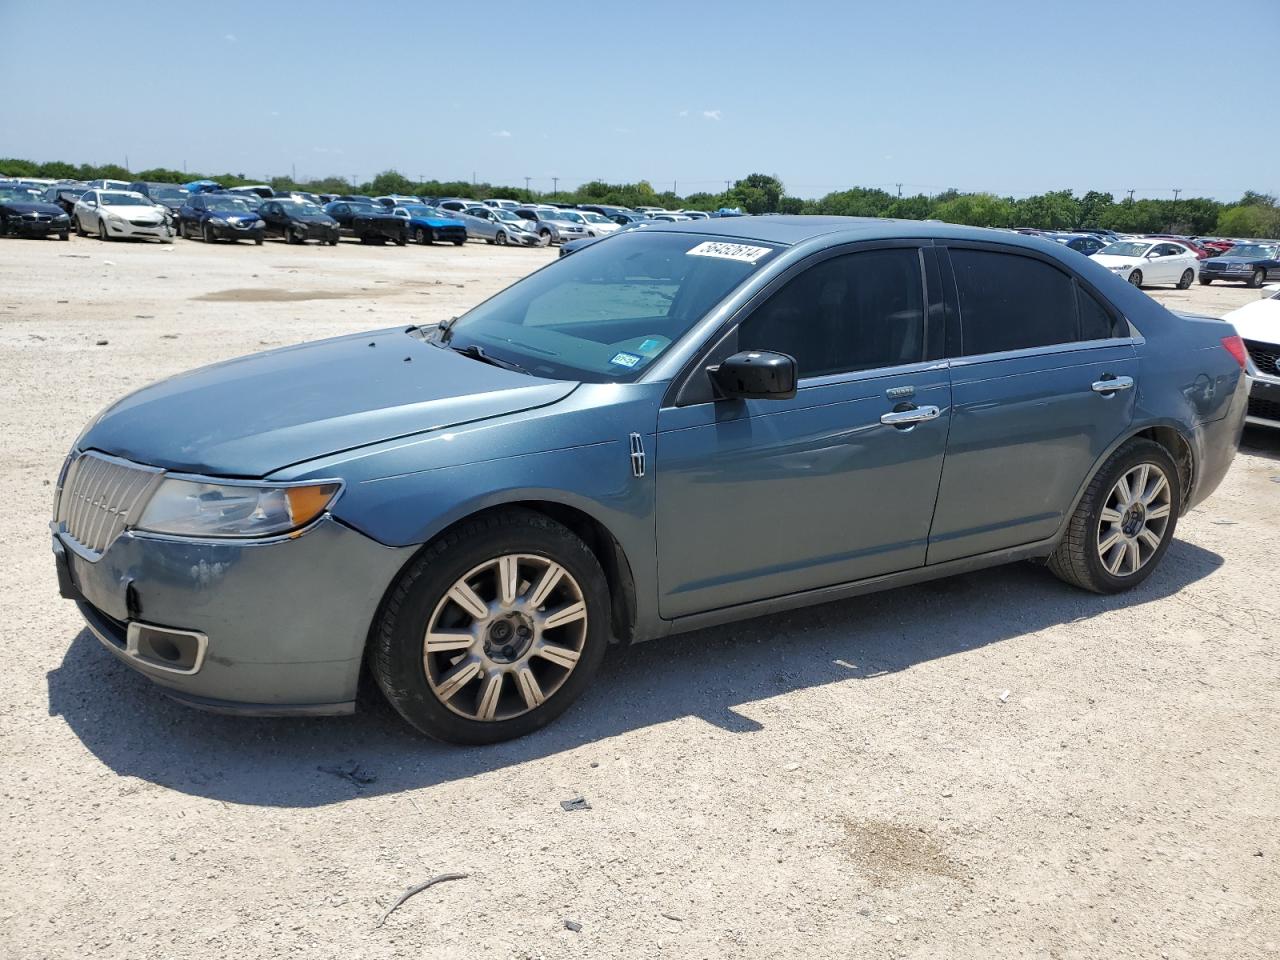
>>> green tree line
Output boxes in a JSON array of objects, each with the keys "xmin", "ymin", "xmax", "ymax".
[{"xmin": 3, "ymin": 157, "xmax": 1276, "ymax": 238}]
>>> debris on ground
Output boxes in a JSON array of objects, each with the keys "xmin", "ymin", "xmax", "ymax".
[
  {"xmin": 564, "ymin": 919, "xmax": 582, "ymax": 932},
  {"xmin": 94, "ymin": 339, "xmax": 108, "ymax": 346},
  {"xmin": 661, "ymin": 912, "xmax": 684, "ymax": 922},
  {"xmin": 998, "ymin": 690, "xmax": 1010, "ymax": 703},
  {"xmin": 560, "ymin": 796, "xmax": 591, "ymax": 812},
  {"xmin": 318, "ymin": 762, "xmax": 377, "ymax": 786},
  {"xmin": 376, "ymin": 872, "xmax": 469, "ymax": 928}
]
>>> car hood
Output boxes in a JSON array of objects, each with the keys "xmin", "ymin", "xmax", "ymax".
[
  {"xmin": 1091, "ymin": 255, "xmax": 1139, "ymax": 269},
  {"xmin": 1206, "ymin": 255, "xmax": 1272, "ymax": 266},
  {"xmin": 2, "ymin": 201, "xmax": 65, "ymax": 215},
  {"xmin": 79, "ymin": 327, "xmax": 579, "ymax": 477},
  {"xmin": 103, "ymin": 205, "xmax": 165, "ymax": 219},
  {"xmin": 1223, "ymin": 299, "xmax": 1280, "ymax": 345}
]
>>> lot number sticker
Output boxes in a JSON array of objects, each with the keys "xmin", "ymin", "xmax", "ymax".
[
  {"xmin": 686, "ymin": 241, "xmax": 772, "ymax": 264},
  {"xmin": 610, "ymin": 352, "xmax": 642, "ymax": 368}
]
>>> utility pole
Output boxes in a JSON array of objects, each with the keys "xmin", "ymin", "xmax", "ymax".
[
  {"xmin": 291, "ymin": 163, "xmax": 296, "ymax": 183},
  {"xmin": 524, "ymin": 176, "xmax": 531, "ymax": 196},
  {"xmin": 725, "ymin": 179, "xmax": 731, "ymax": 193},
  {"xmin": 1172, "ymin": 188, "xmax": 1182, "ymax": 202},
  {"xmin": 896, "ymin": 182, "xmax": 903, "ymax": 198},
  {"xmin": 1126, "ymin": 188, "xmax": 1135, "ymax": 202},
  {"xmin": 552, "ymin": 176, "xmax": 559, "ymax": 195}
]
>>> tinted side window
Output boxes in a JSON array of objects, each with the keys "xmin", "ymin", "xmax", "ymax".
[
  {"xmin": 738, "ymin": 249, "xmax": 925, "ymax": 378},
  {"xmin": 950, "ymin": 249, "xmax": 1076, "ymax": 355},
  {"xmin": 1079, "ymin": 287, "xmax": 1122, "ymax": 341}
]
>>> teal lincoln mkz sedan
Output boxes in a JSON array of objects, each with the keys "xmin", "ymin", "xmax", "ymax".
[{"xmin": 52, "ymin": 217, "xmax": 1248, "ymax": 742}]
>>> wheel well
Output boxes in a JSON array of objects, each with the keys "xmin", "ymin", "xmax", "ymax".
[
  {"xmin": 416, "ymin": 502, "xmax": 638, "ymax": 643},
  {"xmin": 1133, "ymin": 426, "xmax": 1194, "ymax": 508}
]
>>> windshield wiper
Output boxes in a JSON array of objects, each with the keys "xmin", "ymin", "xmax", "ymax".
[{"xmin": 448, "ymin": 342, "xmax": 530, "ymax": 375}]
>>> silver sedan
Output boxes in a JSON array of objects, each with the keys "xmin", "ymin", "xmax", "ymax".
[{"xmin": 456, "ymin": 206, "xmax": 544, "ymax": 246}]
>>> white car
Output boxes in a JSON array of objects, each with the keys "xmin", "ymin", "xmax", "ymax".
[
  {"xmin": 482, "ymin": 198, "xmax": 522, "ymax": 211},
  {"xmin": 72, "ymin": 189, "xmax": 174, "ymax": 243},
  {"xmin": 1222, "ymin": 285, "xmax": 1280, "ymax": 428},
  {"xmin": 555, "ymin": 209, "xmax": 619, "ymax": 236},
  {"xmin": 1091, "ymin": 239, "xmax": 1199, "ymax": 289}
]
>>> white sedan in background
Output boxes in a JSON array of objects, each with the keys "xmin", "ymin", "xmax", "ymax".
[
  {"xmin": 1223, "ymin": 284, "xmax": 1280, "ymax": 428},
  {"xmin": 72, "ymin": 190, "xmax": 174, "ymax": 243},
  {"xmin": 556, "ymin": 209, "xmax": 620, "ymax": 237},
  {"xmin": 1091, "ymin": 239, "xmax": 1199, "ymax": 289}
]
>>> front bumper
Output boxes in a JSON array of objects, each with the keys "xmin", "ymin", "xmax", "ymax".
[
  {"xmin": 208, "ymin": 222, "xmax": 263, "ymax": 241},
  {"xmin": 1246, "ymin": 374, "xmax": 1280, "ymax": 428},
  {"xmin": 7, "ymin": 216, "xmax": 70, "ymax": 236},
  {"xmin": 52, "ymin": 516, "xmax": 416, "ymax": 713},
  {"xmin": 106, "ymin": 218, "xmax": 174, "ymax": 241}
]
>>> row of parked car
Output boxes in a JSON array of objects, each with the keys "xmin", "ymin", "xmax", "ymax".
[{"xmin": 0, "ymin": 176, "xmax": 741, "ymax": 251}]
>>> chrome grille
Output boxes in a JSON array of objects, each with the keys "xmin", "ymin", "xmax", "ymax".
[{"xmin": 55, "ymin": 452, "xmax": 163, "ymax": 555}]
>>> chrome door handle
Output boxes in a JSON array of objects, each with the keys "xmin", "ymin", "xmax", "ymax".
[
  {"xmin": 1092, "ymin": 376, "xmax": 1134, "ymax": 394},
  {"xmin": 880, "ymin": 405, "xmax": 941, "ymax": 426}
]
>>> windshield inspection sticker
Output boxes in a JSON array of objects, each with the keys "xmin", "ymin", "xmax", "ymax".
[
  {"xmin": 686, "ymin": 240, "xmax": 772, "ymax": 263},
  {"xmin": 637, "ymin": 338, "xmax": 665, "ymax": 355},
  {"xmin": 610, "ymin": 352, "xmax": 642, "ymax": 368}
]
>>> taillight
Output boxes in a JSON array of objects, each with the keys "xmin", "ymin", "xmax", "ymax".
[{"xmin": 1221, "ymin": 334, "xmax": 1247, "ymax": 369}]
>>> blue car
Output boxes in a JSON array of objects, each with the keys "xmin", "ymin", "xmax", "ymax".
[
  {"xmin": 393, "ymin": 204, "xmax": 468, "ymax": 245},
  {"xmin": 51, "ymin": 218, "xmax": 1247, "ymax": 743},
  {"xmin": 1198, "ymin": 241, "xmax": 1280, "ymax": 288}
]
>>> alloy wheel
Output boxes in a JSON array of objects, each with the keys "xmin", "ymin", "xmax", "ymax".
[
  {"xmin": 423, "ymin": 554, "xmax": 588, "ymax": 722},
  {"xmin": 1096, "ymin": 463, "xmax": 1173, "ymax": 577},
  {"xmin": 1128, "ymin": 270, "xmax": 1142, "ymax": 287}
]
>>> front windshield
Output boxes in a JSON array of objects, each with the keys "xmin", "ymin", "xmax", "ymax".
[
  {"xmin": 441, "ymin": 232, "xmax": 778, "ymax": 383},
  {"xmin": 580, "ymin": 212, "xmax": 610, "ymax": 223},
  {"xmin": 1227, "ymin": 243, "xmax": 1279, "ymax": 259},
  {"xmin": 349, "ymin": 203, "xmax": 381, "ymax": 214},
  {"xmin": 1099, "ymin": 241, "xmax": 1151, "ymax": 258},
  {"xmin": 152, "ymin": 186, "xmax": 187, "ymax": 201},
  {"xmin": 559, "ymin": 211, "xmax": 587, "ymax": 223},
  {"xmin": 0, "ymin": 188, "xmax": 42, "ymax": 202},
  {"xmin": 100, "ymin": 193, "xmax": 152, "ymax": 207},
  {"xmin": 493, "ymin": 209, "xmax": 522, "ymax": 222},
  {"xmin": 278, "ymin": 200, "xmax": 323, "ymax": 215},
  {"xmin": 207, "ymin": 197, "xmax": 254, "ymax": 213}
]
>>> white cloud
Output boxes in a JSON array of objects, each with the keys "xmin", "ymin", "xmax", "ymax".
[
  {"xmin": 491, "ymin": 130, "xmax": 512, "ymax": 138},
  {"xmin": 224, "ymin": 33, "xmax": 237, "ymax": 42},
  {"xmin": 702, "ymin": 109, "xmax": 721, "ymax": 121},
  {"xmin": 678, "ymin": 109, "xmax": 689, "ymax": 117}
]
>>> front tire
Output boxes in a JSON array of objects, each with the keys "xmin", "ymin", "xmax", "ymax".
[
  {"xmin": 1249, "ymin": 268, "xmax": 1266, "ymax": 289},
  {"xmin": 370, "ymin": 509, "xmax": 611, "ymax": 744},
  {"xmin": 75, "ymin": 216, "xmax": 87, "ymax": 237},
  {"xmin": 98, "ymin": 218, "xmax": 110, "ymax": 241},
  {"xmin": 1127, "ymin": 269, "xmax": 1142, "ymax": 288},
  {"xmin": 1177, "ymin": 269, "xmax": 1193, "ymax": 289},
  {"xmin": 203, "ymin": 223, "xmax": 217, "ymax": 244},
  {"xmin": 1199, "ymin": 277, "xmax": 1212, "ymax": 285},
  {"xmin": 495, "ymin": 231, "xmax": 508, "ymax": 246},
  {"xmin": 1047, "ymin": 438, "xmax": 1180, "ymax": 594}
]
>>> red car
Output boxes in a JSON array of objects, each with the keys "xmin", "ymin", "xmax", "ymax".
[
  {"xmin": 1145, "ymin": 234, "xmax": 1210, "ymax": 259},
  {"xmin": 1195, "ymin": 238, "xmax": 1235, "ymax": 257}
]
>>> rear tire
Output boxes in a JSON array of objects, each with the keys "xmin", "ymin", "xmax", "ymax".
[
  {"xmin": 1177, "ymin": 269, "xmax": 1193, "ymax": 289},
  {"xmin": 370, "ymin": 509, "xmax": 611, "ymax": 744},
  {"xmin": 1127, "ymin": 269, "xmax": 1142, "ymax": 287},
  {"xmin": 1047, "ymin": 438, "xmax": 1180, "ymax": 594}
]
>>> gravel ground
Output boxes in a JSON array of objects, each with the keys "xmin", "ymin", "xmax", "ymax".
[{"xmin": 1, "ymin": 234, "xmax": 1277, "ymax": 960}]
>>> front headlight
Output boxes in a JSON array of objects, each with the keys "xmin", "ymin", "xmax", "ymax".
[
  {"xmin": 135, "ymin": 478, "xmax": 342, "ymax": 538},
  {"xmin": 209, "ymin": 217, "xmax": 227, "ymax": 227},
  {"xmin": 108, "ymin": 213, "xmax": 127, "ymax": 224}
]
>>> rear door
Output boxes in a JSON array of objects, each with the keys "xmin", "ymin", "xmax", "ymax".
[
  {"xmin": 926, "ymin": 243, "xmax": 1137, "ymax": 563},
  {"xmin": 655, "ymin": 242, "xmax": 952, "ymax": 618}
]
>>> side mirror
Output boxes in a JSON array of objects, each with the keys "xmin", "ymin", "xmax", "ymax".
[{"xmin": 709, "ymin": 351, "xmax": 797, "ymax": 400}]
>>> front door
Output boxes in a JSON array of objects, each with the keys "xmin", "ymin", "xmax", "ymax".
[
  {"xmin": 926, "ymin": 244, "xmax": 1137, "ymax": 563},
  {"xmin": 655, "ymin": 244, "xmax": 951, "ymax": 619}
]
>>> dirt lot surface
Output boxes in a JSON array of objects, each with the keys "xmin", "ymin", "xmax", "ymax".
[{"xmin": 1, "ymin": 234, "xmax": 1277, "ymax": 959}]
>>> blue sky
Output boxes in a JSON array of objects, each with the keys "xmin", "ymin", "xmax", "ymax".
[{"xmin": 2, "ymin": 0, "xmax": 1276, "ymax": 201}]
